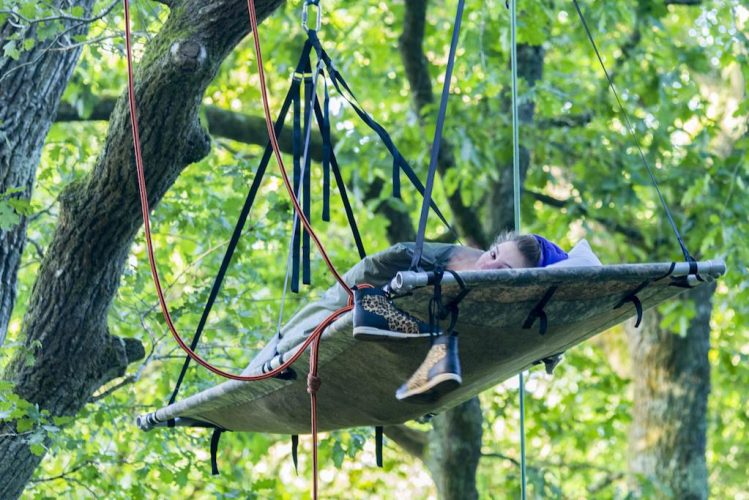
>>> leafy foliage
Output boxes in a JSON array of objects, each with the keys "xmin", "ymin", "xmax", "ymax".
[{"xmin": 1, "ymin": 0, "xmax": 747, "ymax": 498}]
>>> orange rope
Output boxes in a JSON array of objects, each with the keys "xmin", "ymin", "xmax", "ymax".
[{"xmin": 123, "ymin": 2, "xmax": 360, "ymax": 495}]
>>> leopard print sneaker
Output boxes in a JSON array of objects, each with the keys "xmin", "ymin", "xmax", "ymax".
[
  {"xmin": 396, "ymin": 334, "xmax": 462, "ymax": 402},
  {"xmin": 353, "ymin": 287, "xmax": 439, "ymax": 340}
]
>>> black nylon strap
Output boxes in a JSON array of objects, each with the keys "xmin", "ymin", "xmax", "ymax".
[
  {"xmin": 322, "ymin": 76, "xmax": 331, "ymax": 222},
  {"xmin": 522, "ymin": 286, "xmax": 558, "ymax": 335},
  {"xmin": 305, "ymin": 32, "xmax": 454, "ymax": 234},
  {"xmin": 210, "ymin": 428, "xmax": 224, "ymax": 476},
  {"xmin": 291, "ymin": 434, "xmax": 300, "ymax": 474},
  {"xmin": 312, "ymin": 99, "xmax": 367, "ymax": 259},
  {"xmin": 572, "ymin": 0, "xmax": 694, "ymax": 264},
  {"xmin": 292, "ymin": 73, "xmax": 302, "ymax": 293},
  {"xmin": 614, "ymin": 280, "xmax": 649, "ymax": 327},
  {"xmin": 411, "ymin": 0, "xmax": 465, "ymax": 271},
  {"xmin": 302, "ymin": 63, "xmax": 314, "ymax": 286},
  {"xmin": 375, "ymin": 426, "xmax": 384, "ymax": 467}
]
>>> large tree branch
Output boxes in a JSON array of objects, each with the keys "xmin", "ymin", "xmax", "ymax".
[{"xmin": 56, "ymin": 96, "xmax": 324, "ymax": 161}]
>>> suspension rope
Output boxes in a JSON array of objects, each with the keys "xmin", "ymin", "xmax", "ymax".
[
  {"xmin": 571, "ymin": 0, "xmax": 695, "ymax": 264},
  {"xmin": 508, "ymin": 1, "xmax": 528, "ymax": 498},
  {"xmin": 410, "ymin": 0, "xmax": 466, "ymax": 271}
]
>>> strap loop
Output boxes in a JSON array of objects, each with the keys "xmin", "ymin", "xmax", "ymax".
[
  {"xmin": 522, "ymin": 286, "xmax": 558, "ymax": 335},
  {"xmin": 375, "ymin": 426, "xmax": 384, "ymax": 467},
  {"xmin": 210, "ymin": 428, "xmax": 224, "ymax": 476}
]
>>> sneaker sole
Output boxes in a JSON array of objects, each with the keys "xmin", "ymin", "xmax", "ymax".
[
  {"xmin": 395, "ymin": 373, "xmax": 463, "ymax": 403},
  {"xmin": 353, "ymin": 325, "xmax": 434, "ymax": 341}
]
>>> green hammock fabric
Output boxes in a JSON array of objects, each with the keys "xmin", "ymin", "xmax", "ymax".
[{"xmin": 137, "ymin": 258, "xmax": 724, "ymax": 435}]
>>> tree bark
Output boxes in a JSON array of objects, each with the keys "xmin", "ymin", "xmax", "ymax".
[
  {"xmin": 0, "ymin": 0, "xmax": 283, "ymax": 497},
  {"xmin": 425, "ymin": 398, "xmax": 484, "ymax": 500},
  {"xmin": 488, "ymin": 44, "xmax": 544, "ymax": 235},
  {"xmin": 56, "ymin": 96, "xmax": 325, "ymax": 161},
  {"xmin": 625, "ymin": 283, "xmax": 715, "ymax": 499},
  {"xmin": 0, "ymin": 0, "xmax": 96, "ymax": 346}
]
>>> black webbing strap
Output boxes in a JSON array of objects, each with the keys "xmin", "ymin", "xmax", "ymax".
[
  {"xmin": 165, "ymin": 45, "xmax": 311, "ymax": 411},
  {"xmin": 571, "ymin": 0, "xmax": 695, "ymax": 265},
  {"xmin": 322, "ymin": 76, "xmax": 332, "ymax": 221},
  {"xmin": 410, "ymin": 0, "xmax": 465, "ymax": 271},
  {"xmin": 305, "ymin": 31, "xmax": 454, "ymax": 235},
  {"xmin": 302, "ymin": 60, "xmax": 314, "ymax": 286},
  {"xmin": 375, "ymin": 426, "xmax": 383, "ymax": 467},
  {"xmin": 291, "ymin": 434, "xmax": 300, "ymax": 474},
  {"xmin": 312, "ymin": 98, "xmax": 367, "ymax": 259},
  {"xmin": 614, "ymin": 280, "xmax": 649, "ymax": 327},
  {"xmin": 428, "ymin": 268, "xmax": 470, "ymax": 337},
  {"xmin": 291, "ymin": 65, "xmax": 303, "ymax": 293},
  {"xmin": 522, "ymin": 286, "xmax": 558, "ymax": 335},
  {"xmin": 210, "ymin": 428, "xmax": 224, "ymax": 476}
]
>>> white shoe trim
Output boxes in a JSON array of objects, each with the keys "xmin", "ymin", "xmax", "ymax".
[{"xmin": 395, "ymin": 372, "xmax": 462, "ymax": 400}]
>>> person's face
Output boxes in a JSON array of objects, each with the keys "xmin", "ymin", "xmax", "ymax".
[{"xmin": 475, "ymin": 241, "xmax": 531, "ymax": 270}]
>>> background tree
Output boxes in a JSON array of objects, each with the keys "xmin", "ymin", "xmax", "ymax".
[{"xmin": 0, "ymin": 0, "xmax": 746, "ymax": 498}]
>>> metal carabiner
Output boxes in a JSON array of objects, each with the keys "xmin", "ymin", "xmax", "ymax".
[{"xmin": 302, "ymin": 0, "xmax": 322, "ymax": 32}]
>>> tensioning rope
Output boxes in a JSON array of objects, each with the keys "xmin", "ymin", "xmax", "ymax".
[
  {"xmin": 571, "ymin": 0, "xmax": 695, "ymax": 265},
  {"xmin": 509, "ymin": 1, "xmax": 528, "ymax": 498}
]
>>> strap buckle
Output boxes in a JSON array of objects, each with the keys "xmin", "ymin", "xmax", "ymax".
[{"xmin": 302, "ymin": 0, "xmax": 322, "ymax": 32}]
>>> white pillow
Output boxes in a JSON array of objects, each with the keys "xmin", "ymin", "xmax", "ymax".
[{"xmin": 548, "ymin": 239, "xmax": 602, "ymax": 268}]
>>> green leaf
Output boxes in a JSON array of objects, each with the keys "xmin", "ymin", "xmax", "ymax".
[
  {"xmin": 2, "ymin": 40, "xmax": 20, "ymax": 61},
  {"xmin": 0, "ymin": 202, "xmax": 20, "ymax": 230}
]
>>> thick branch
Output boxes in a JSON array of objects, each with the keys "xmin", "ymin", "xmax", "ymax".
[
  {"xmin": 383, "ymin": 424, "xmax": 428, "ymax": 460},
  {"xmin": 56, "ymin": 97, "xmax": 324, "ymax": 161},
  {"xmin": 523, "ymin": 188, "xmax": 648, "ymax": 244},
  {"xmin": 537, "ymin": 112, "xmax": 592, "ymax": 129}
]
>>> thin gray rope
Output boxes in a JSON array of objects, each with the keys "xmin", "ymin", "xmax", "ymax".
[
  {"xmin": 276, "ymin": 58, "xmax": 325, "ymax": 336},
  {"xmin": 509, "ymin": 0, "xmax": 528, "ymax": 498},
  {"xmin": 571, "ymin": 0, "xmax": 694, "ymax": 263}
]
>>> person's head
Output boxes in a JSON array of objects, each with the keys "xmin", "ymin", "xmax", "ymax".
[{"xmin": 474, "ymin": 231, "xmax": 568, "ymax": 270}]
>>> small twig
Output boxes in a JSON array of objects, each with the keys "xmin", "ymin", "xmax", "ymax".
[
  {"xmin": 0, "ymin": 0, "xmax": 119, "ymax": 26},
  {"xmin": 25, "ymin": 237, "xmax": 45, "ymax": 260},
  {"xmin": 29, "ymin": 461, "xmax": 92, "ymax": 483},
  {"xmin": 88, "ymin": 375, "xmax": 136, "ymax": 402},
  {"xmin": 49, "ymin": 33, "xmax": 119, "ymax": 52}
]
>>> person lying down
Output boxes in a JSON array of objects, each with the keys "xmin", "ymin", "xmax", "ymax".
[
  {"xmin": 248, "ymin": 232, "xmax": 572, "ymax": 402},
  {"xmin": 351, "ymin": 232, "xmax": 569, "ymax": 402}
]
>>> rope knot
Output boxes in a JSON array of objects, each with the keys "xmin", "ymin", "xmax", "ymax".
[{"xmin": 307, "ymin": 373, "xmax": 322, "ymax": 394}]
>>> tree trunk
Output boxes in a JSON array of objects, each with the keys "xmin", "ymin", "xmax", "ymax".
[
  {"xmin": 0, "ymin": 1, "xmax": 283, "ymax": 497},
  {"xmin": 396, "ymin": 2, "xmax": 493, "ymax": 497},
  {"xmin": 0, "ymin": 0, "xmax": 96, "ymax": 346},
  {"xmin": 425, "ymin": 398, "xmax": 484, "ymax": 500},
  {"xmin": 626, "ymin": 283, "xmax": 715, "ymax": 499},
  {"xmin": 488, "ymin": 43, "xmax": 544, "ymax": 236}
]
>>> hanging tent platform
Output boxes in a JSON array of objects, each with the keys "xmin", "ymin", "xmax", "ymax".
[{"xmin": 137, "ymin": 259, "xmax": 724, "ymax": 435}]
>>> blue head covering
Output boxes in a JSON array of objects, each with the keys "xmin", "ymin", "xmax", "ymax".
[{"xmin": 532, "ymin": 235, "xmax": 569, "ymax": 267}]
